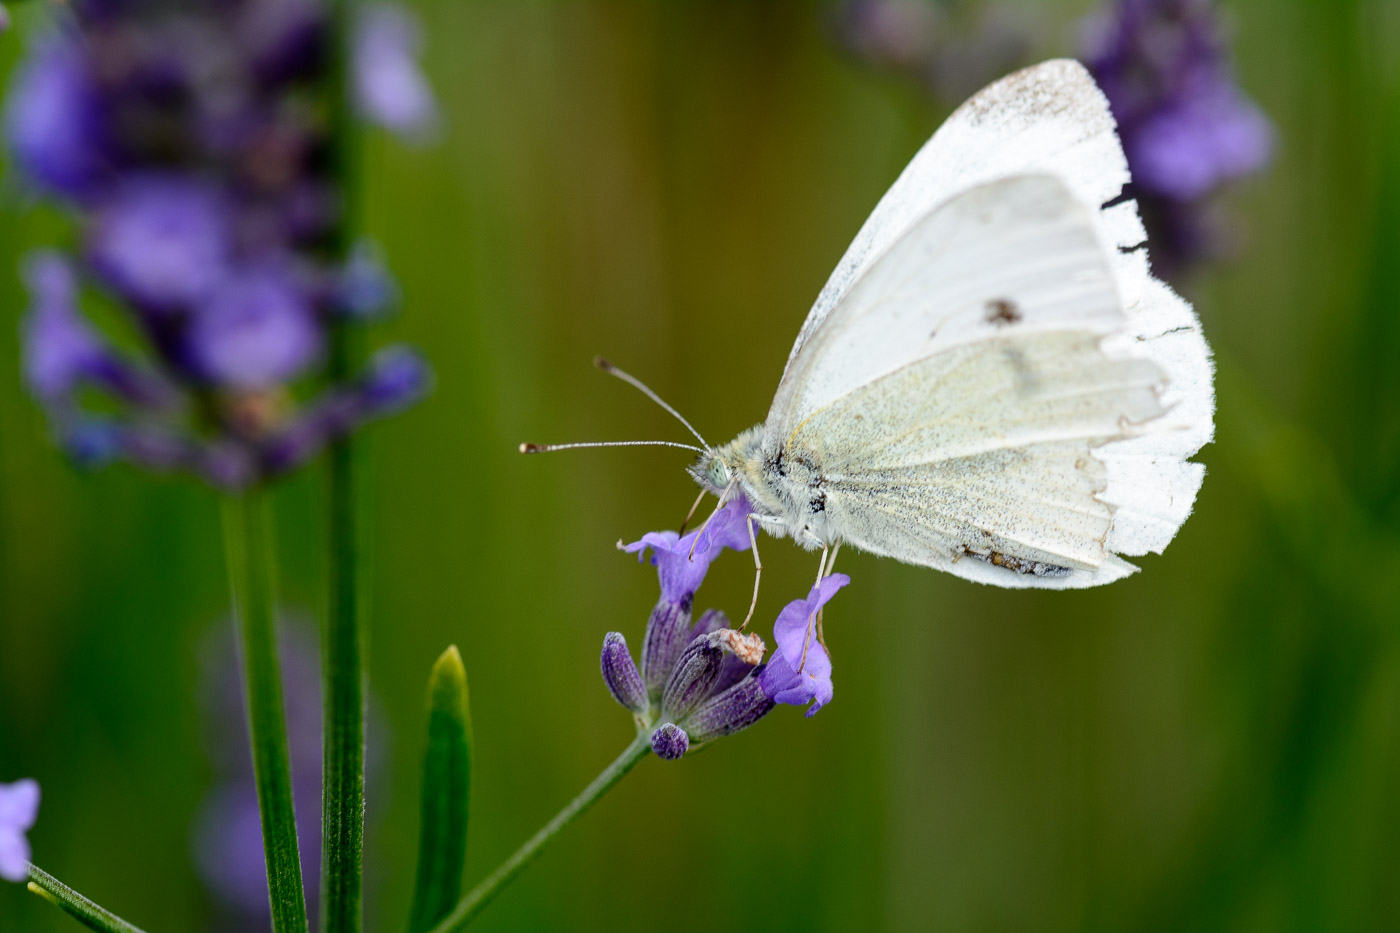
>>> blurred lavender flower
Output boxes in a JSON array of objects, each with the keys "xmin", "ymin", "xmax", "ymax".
[
  {"xmin": 834, "ymin": 0, "xmax": 1040, "ymax": 103},
  {"xmin": 354, "ymin": 3, "xmax": 438, "ymax": 140},
  {"xmin": 1083, "ymin": 0, "xmax": 1273, "ymax": 278},
  {"xmin": 191, "ymin": 616, "xmax": 387, "ymax": 930},
  {"xmin": 604, "ymin": 496, "xmax": 850, "ymax": 759},
  {"xmin": 0, "ymin": 779, "xmax": 40, "ymax": 883},
  {"xmin": 6, "ymin": 0, "xmax": 437, "ymax": 488}
]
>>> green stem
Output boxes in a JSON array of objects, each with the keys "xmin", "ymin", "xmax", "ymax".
[
  {"xmin": 322, "ymin": 2, "xmax": 367, "ymax": 931},
  {"xmin": 222, "ymin": 493, "xmax": 309, "ymax": 933},
  {"xmin": 427, "ymin": 734, "xmax": 653, "ymax": 933},
  {"xmin": 26, "ymin": 864, "xmax": 149, "ymax": 933}
]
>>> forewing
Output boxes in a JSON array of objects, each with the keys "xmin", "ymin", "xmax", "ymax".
[
  {"xmin": 766, "ymin": 174, "xmax": 1124, "ymax": 443},
  {"xmin": 777, "ymin": 59, "xmax": 1145, "ymax": 386}
]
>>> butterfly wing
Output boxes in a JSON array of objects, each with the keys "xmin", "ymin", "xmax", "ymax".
[
  {"xmin": 774, "ymin": 174, "xmax": 1179, "ymax": 588},
  {"xmin": 766, "ymin": 60, "xmax": 1213, "ymax": 582}
]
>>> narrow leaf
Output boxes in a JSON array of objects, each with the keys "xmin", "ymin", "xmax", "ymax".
[
  {"xmin": 27, "ymin": 864, "xmax": 150, "ymax": 933},
  {"xmin": 408, "ymin": 645, "xmax": 473, "ymax": 933},
  {"xmin": 222, "ymin": 493, "xmax": 309, "ymax": 933}
]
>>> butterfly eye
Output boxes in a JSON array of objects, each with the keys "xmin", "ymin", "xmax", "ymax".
[{"xmin": 708, "ymin": 461, "xmax": 730, "ymax": 488}]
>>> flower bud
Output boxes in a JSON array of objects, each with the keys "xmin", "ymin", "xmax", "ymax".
[
  {"xmin": 599, "ymin": 632, "xmax": 647, "ymax": 715},
  {"xmin": 682, "ymin": 673, "xmax": 775, "ymax": 745},
  {"xmin": 640, "ymin": 593, "xmax": 693, "ymax": 696},
  {"xmin": 660, "ymin": 632, "xmax": 725, "ymax": 723},
  {"xmin": 650, "ymin": 723, "xmax": 689, "ymax": 761}
]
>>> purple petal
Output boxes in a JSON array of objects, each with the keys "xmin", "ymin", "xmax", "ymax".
[
  {"xmin": 188, "ymin": 263, "xmax": 322, "ymax": 390},
  {"xmin": 4, "ymin": 36, "xmax": 103, "ymax": 199},
  {"xmin": 20, "ymin": 253, "xmax": 105, "ymax": 401},
  {"xmin": 0, "ymin": 780, "xmax": 40, "ymax": 832},
  {"xmin": 622, "ymin": 496, "xmax": 752, "ymax": 604},
  {"xmin": 335, "ymin": 240, "xmax": 399, "ymax": 318},
  {"xmin": 360, "ymin": 346, "xmax": 430, "ymax": 410},
  {"xmin": 88, "ymin": 175, "xmax": 232, "ymax": 313},
  {"xmin": 758, "ymin": 574, "xmax": 849, "ymax": 716},
  {"xmin": 0, "ymin": 830, "xmax": 30, "ymax": 883},
  {"xmin": 353, "ymin": 3, "xmax": 438, "ymax": 140}
]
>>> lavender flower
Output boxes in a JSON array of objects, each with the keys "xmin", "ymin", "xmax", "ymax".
[
  {"xmin": 758, "ymin": 575, "xmax": 849, "ymax": 717},
  {"xmin": 603, "ymin": 497, "xmax": 851, "ymax": 759},
  {"xmin": 354, "ymin": 3, "xmax": 438, "ymax": 140},
  {"xmin": 1083, "ymin": 0, "xmax": 1273, "ymax": 277},
  {"xmin": 0, "ymin": 779, "xmax": 40, "ymax": 883},
  {"xmin": 834, "ymin": 0, "xmax": 1039, "ymax": 103},
  {"xmin": 7, "ymin": 0, "xmax": 437, "ymax": 488}
]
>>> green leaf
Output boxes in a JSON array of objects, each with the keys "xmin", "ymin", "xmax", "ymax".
[
  {"xmin": 408, "ymin": 645, "xmax": 474, "ymax": 933},
  {"xmin": 222, "ymin": 493, "xmax": 310, "ymax": 933},
  {"xmin": 27, "ymin": 864, "xmax": 150, "ymax": 933}
]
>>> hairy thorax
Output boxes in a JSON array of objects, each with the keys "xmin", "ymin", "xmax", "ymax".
[{"xmin": 690, "ymin": 425, "xmax": 835, "ymax": 551}]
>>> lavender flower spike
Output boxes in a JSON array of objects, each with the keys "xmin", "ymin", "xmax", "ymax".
[
  {"xmin": 0, "ymin": 779, "xmax": 40, "ymax": 882},
  {"xmin": 759, "ymin": 574, "xmax": 850, "ymax": 717},
  {"xmin": 6, "ymin": 1, "xmax": 437, "ymax": 489}
]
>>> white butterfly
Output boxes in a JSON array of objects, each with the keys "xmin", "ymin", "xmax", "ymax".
[{"xmin": 528, "ymin": 59, "xmax": 1214, "ymax": 602}]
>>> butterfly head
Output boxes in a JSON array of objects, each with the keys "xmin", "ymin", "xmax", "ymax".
[{"xmin": 687, "ymin": 451, "xmax": 732, "ymax": 496}]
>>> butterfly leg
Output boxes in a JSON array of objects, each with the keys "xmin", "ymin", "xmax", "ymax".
[
  {"xmin": 737, "ymin": 513, "xmax": 765, "ymax": 631},
  {"xmin": 798, "ymin": 543, "xmax": 831, "ymax": 671},
  {"xmin": 677, "ymin": 487, "xmax": 707, "ymax": 535},
  {"xmin": 816, "ymin": 542, "xmax": 842, "ymax": 653}
]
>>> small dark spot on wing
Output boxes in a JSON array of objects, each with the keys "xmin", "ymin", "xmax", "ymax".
[{"xmin": 984, "ymin": 298, "xmax": 1022, "ymax": 326}]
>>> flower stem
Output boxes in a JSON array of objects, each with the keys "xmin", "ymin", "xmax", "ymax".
[
  {"xmin": 222, "ymin": 492, "xmax": 309, "ymax": 933},
  {"xmin": 322, "ymin": 2, "xmax": 368, "ymax": 931},
  {"xmin": 25, "ymin": 864, "xmax": 149, "ymax": 933},
  {"xmin": 427, "ymin": 734, "xmax": 653, "ymax": 932}
]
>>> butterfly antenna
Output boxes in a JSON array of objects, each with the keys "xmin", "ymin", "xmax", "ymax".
[
  {"xmin": 594, "ymin": 357, "xmax": 710, "ymax": 449},
  {"xmin": 519, "ymin": 440, "xmax": 706, "ymax": 455}
]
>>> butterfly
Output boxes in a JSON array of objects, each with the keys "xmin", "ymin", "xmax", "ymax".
[{"xmin": 526, "ymin": 59, "xmax": 1214, "ymax": 619}]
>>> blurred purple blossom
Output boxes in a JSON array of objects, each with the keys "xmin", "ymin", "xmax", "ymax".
[
  {"xmin": 87, "ymin": 175, "xmax": 232, "ymax": 314},
  {"xmin": 6, "ymin": 0, "xmax": 436, "ymax": 488},
  {"xmin": 353, "ymin": 3, "xmax": 438, "ymax": 140},
  {"xmin": 192, "ymin": 616, "xmax": 388, "ymax": 928},
  {"xmin": 4, "ymin": 34, "xmax": 103, "ymax": 199},
  {"xmin": 604, "ymin": 496, "xmax": 848, "ymax": 759},
  {"xmin": 0, "ymin": 779, "xmax": 40, "ymax": 883},
  {"xmin": 189, "ymin": 263, "xmax": 322, "ymax": 390},
  {"xmin": 833, "ymin": 0, "xmax": 1272, "ymax": 281},
  {"xmin": 834, "ymin": 0, "xmax": 1040, "ymax": 103},
  {"xmin": 1083, "ymin": 0, "xmax": 1273, "ymax": 277}
]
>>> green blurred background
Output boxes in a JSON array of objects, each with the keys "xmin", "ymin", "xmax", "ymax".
[{"xmin": 3, "ymin": 1, "xmax": 1400, "ymax": 930}]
